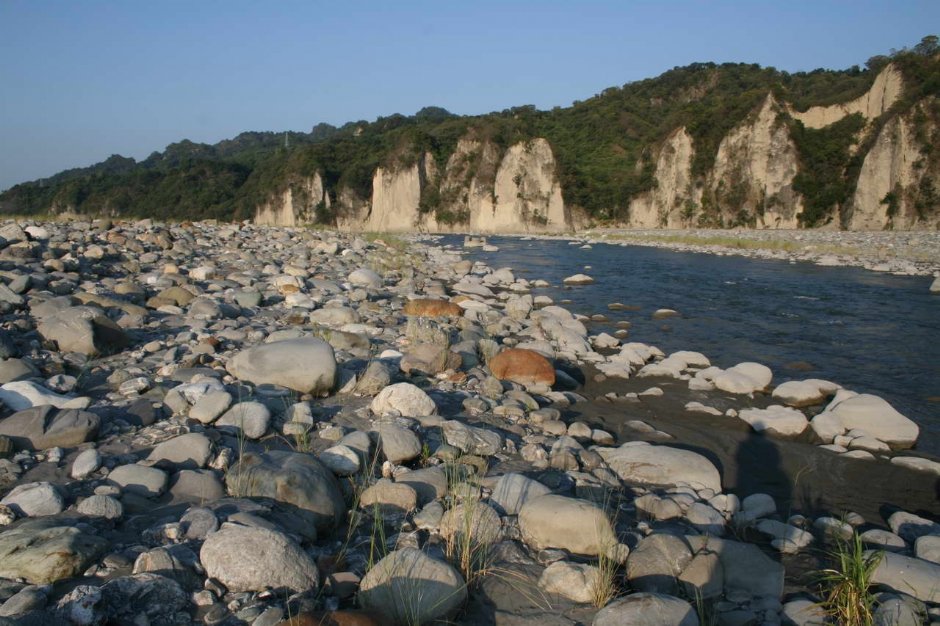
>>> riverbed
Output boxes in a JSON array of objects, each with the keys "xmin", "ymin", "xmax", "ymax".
[{"xmin": 451, "ymin": 235, "xmax": 940, "ymax": 457}]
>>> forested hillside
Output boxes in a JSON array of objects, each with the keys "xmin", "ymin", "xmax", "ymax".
[{"xmin": 2, "ymin": 37, "xmax": 939, "ymax": 231}]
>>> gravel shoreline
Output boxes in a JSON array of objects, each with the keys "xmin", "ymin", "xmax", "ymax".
[
  {"xmin": 0, "ymin": 219, "xmax": 937, "ymax": 625},
  {"xmin": 564, "ymin": 229, "xmax": 940, "ymax": 278}
]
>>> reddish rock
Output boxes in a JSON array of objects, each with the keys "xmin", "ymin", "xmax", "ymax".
[
  {"xmin": 489, "ymin": 348, "xmax": 555, "ymax": 386},
  {"xmin": 402, "ymin": 299, "xmax": 463, "ymax": 318}
]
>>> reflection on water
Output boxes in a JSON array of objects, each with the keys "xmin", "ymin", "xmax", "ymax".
[{"xmin": 451, "ymin": 235, "xmax": 940, "ymax": 455}]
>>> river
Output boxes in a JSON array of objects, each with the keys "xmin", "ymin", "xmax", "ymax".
[{"xmin": 448, "ymin": 235, "xmax": 940, "ymax": 457}]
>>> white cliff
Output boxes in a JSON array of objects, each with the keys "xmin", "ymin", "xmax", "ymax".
[
  {"xmin": 849, "ymin": 99, "xmax": 939, "ymax": 230},
  {"xmin": 356, "ymin": 137, "xmax": 570, "ymax": 233},
  {"xmin": 471, "ymin": 138, "xmax": 568, "ymax": 233},
  {"xmin": 628, "ymin": 127, "xmax": 698, "ymax": 228},
  {"xmin": 789, "ymin": 64, "xmax": 904, "ymax": 129},
  {"xmin": 254, "ymin": 172, "xmax": 330, "ymax": 226},
  {"xmin": 365, "ymin": 153, "xmax": 439, "ymax": 233},
  {"xmin": 709, "ymin": 94, "xmax": 803, "ymax": 228},
  {"xmin": 438, "ymin": 138, "xmax": 500, "ymax": 227},
  {"xmin": 333, "ymin": 186, "xmax": 370, "ymax": 231}
]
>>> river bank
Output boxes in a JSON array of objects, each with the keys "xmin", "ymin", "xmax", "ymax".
[
  {"xmin": 566, "ymin": 229, "xmax": 940, "ymax": 278},
  {"xmin": 0, "ymin": 219, "xmax": 937, "ymax": 625}
]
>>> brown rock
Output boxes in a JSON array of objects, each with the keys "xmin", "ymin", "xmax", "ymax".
[
  {"xmin": 402, "ymin": 299, "xmax": 463, "ymax": 318},
  {"xmin": 489, "ymin": 348, "xmax": 555, "ymax": 386}
]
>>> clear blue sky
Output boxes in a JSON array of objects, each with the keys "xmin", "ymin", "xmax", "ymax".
[{"xmin": 1, "ymin": 0, "xmax": 937, "ymax": 191}]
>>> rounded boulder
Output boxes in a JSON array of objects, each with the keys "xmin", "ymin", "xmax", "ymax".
[
  {"xmin": 225, "ymin": 450, "xmax": 344, "ymax": 534},
  {"xmin": 519, "ymin": 494, "xmax": 621, "ymax": 558},
  {"xmin": 827, "ymin": 394, "xmax": 919, "ymax": 449},
  {"xmin": 200, "ymin": 523, "xmax": 319, "ymax": 593},
  {"xmin": 593, "ymin": 592, "xmax": 698, "ymax": 626},
  {"xmin": 489, "ymin": 348, "xmax": 555, "ymax": 387},
  {"xmin": 226, "ymin": 338, "xmax": 336, "ymax": 395},
  {"xmin": 359, "ymin": 548, "xmax": 466, "ymax": 624},
  {"xmin": 370, "ymin": 383, "xmax": 437, "ymax": 417},
  {"xmin": 597, "ymin": 442, "xmax": 722, "ymax": 492}
]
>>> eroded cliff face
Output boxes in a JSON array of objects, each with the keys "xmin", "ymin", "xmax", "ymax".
[
  {"xmin": 254, "ymin": 172, "xmax": 330, "ymax": 226},
  {"xmin": 627, "ymin": 127, "xmax": 697, "ymax": 228},
  {"xmin": 362, "ymin": 153, "xmax": 439, "ymax": 233},
  {"xmin": 333, "ymin": 186, "xmax": 370, "ymax": 232},
  {"xmin": 849, "ymin": 98, "xmax": 940, "ymax": 230},
  {"xmin": 707, "ymin": 94, "xmax": 803, "ymax": 228},
  {"xmin": 249, "ymin": 63, "xmax": 936, "ymax": 232},
  {"xmin": 351, "ymin": 137, "xmax": 569, "ymax": 233},
  {"xmin": 476, "ymin": 138, "xmax": 568, "ymax": 233},
  {"xmin": 789, "ymin": 64, "xmax": 904, "ymax": 129},
  {"xmin": 438, "ymin": 138, "xmax": 500, "ymax": 227}
]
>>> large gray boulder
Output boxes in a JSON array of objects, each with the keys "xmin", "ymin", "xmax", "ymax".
[
  {"xmin": 359, "ymin": 548, "xmax": 466, "ymax": 624},
  {"xmin": 593, "ymin": 592, "xmax": 699, "ymax": 626},
  {"xmin": 0, "ymin": 405, "xmax": 99, "ymax": 450},
  {"xmin": 1, "ymin": 482, "xmax": 64, "ymax": 517},
  {"xmin": 226, "ymin": 338, "xmax": 336, "ymax": 395},
  {"xmin": 597, "ymin": 442, "xmax": 722, "ymax": 492},
  {"xmin": 225, "ymin": 450, "xmax": 344, "ymax": 533},
  {"xmin": 371, "ymin": 383, "xmax": 437, "ymax": 417},
  {"xmin": 771, "ymin": 379, "xmax": 839, "ymax": 408},
  {"xmin": 348, "ymin": 268, "xmax": 382, "ymax": 289},
  {"xmin": 319, "ymin": 444, "xmax": 361, "ymax": 476},
  {"xmin": 713, "ymin": 362, "xmax": 772, "ymax": 395},
  {"xmin": 0, "ymin": 520, "xmax": 108, "ymax": 584},
  {"xmin": 868, "ymin": 551, "xmax": 940, "ymax": 603},
  {"xmin": 396, "ymin": 466, "xmax": 448, "ymax": 505},
  {"xmin": 738, "ymin": 405, "xmax": 808, "ymax": 437},
  {"xmin": 147, "ymin": 433, "xmax": 212, "ymax": 469},
  {"xmin": 96, "ymin": 573, "xmax": 189, "ymax": 626},
  {"xmin": 108, "ymin": 464, "xmax": 168, "ymax": 498},
  {"xmin": 686, "ymin": 535, "xmax": 784, "ymax": 599},
  {"xmin": 489, "ymin": 473, "xmax": 551, "ymax": 515},
  {"xmin": 37, "ymin": 306, "xmax": 128, "ymax": 356},
  {"xmin": 77, "ymin": 494, "xmax": 123, "ymax": 519},
  {"xmin": 169, "ymin": 469, "xmax": 225, "ymax": 503},
  {"xmin": 626, "ymin": 534, "xmax": 693, "ymax": 595},
  {"xmin": 442, "ymin": 420, "xmax": 502, "ymax": 456},
  {"xmin": 440, "ymin": 501, "xmax": 502, "ymax": 547},
  {"xmin": 519, "ymin": 495, "xmax": 625, "ymax": 559},
  {"xmin": 200, "ymin": 523, "xmax": 318, "ymax": 593},
  {"xmin": 538, "ymin": 561, "xmax": 604, "ymax": 604},
  {"xmin": 309, "ymin": 306, "xmax": 360, "ymax": 327},
  {"xmin": 378, "ymin": 423, "xmax": 421, "ymax": 464},
  {"xmin": 0, "ymin": 381, "xmax": 90, "ymax": 412},
  {"xmin": 215, "ymin": 401, "xmax": 271, "ymax": 440},
  {"xmin": 825, "ymin": 394, "xmax": 919, "ymax": 449}
]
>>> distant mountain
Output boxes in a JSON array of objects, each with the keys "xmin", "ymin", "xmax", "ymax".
[{"xmin": 2, "ymin": 36, "xmax": 939, "ymax": 231}]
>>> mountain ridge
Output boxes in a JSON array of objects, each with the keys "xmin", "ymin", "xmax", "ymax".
[{"xmin": 2, "ymin": 37, "xmax": 939, "ymax": 231}]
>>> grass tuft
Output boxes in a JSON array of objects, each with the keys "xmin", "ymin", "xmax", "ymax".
[{"xmin": 812, "ymin": 532, "xmax": 882, "ymax": 626}]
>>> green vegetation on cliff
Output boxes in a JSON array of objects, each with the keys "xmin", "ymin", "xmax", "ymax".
[{"xmin": 2, "ymin": 37, "xmax": 938, "ymax": 225}]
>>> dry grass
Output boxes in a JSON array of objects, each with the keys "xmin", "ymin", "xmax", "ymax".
[
  {"xmin": 812, "ymin": 532, "xmax": 882, "ymax": 626},
  {"xmin": 590, "ymin": 493, "xmax": 623, "ymax": 608}
]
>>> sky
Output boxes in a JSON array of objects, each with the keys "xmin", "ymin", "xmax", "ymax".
[{"xmin": 1, "ymin": 0, "xmax": 938, "ymax": 192}]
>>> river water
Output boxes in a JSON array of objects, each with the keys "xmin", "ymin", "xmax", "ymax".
[{"xmin": 447, "ymin": 235, "xmax": 940, "ymax": 457}]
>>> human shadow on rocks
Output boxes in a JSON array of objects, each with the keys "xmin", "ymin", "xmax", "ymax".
[{"xmin": 733, "ymin": 430, "xmax": 792, "ymax": 515}]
